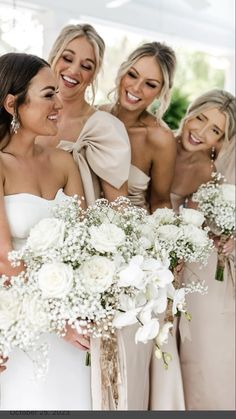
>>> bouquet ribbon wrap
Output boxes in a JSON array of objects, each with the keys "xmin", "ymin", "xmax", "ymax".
[{"xmin": 90, "ymin": 332, "xmax": 127, "ymax": 410}]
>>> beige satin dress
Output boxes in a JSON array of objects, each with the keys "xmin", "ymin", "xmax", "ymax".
[
  {"xmin": 59, "ymin": 110, "xmax": 131, "ymax": 206},
  {"xmin": 128, "ymin": 164, "xmax": 150, "ymax": 211},
  {"xmin": 127, "ymin": 168, "xmax": 185, "ymax": 410},
  {"xmin": 149, "ymin": 192, "xmax": 186, "ymax": 411},
  {"xmin": 179, "ymin": 141, "xmax": 235, "ymax": 410},
  {"xmin": 59, "ymin": 110, "xmax": 132, "ymax": 410}
]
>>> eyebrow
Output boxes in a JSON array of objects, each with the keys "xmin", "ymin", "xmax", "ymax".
[
  {"xmin": 130, "ymin": 66, "xmax": 162, "ymax": 84},
  {"xmin": 63, "ymin": 49, "xmax": 95, "ymax": 65},
  {"xmin": 200, "ymin": 113, "xmax": 224, "ymax": 133}
]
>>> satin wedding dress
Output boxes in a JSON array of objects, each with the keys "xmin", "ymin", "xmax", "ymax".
[{"xmin": 0, "ymin": 190, "xmax": 91, "ymax": 411}]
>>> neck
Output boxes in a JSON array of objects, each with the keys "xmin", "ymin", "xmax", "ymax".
[
  {"xmin": 3, "ymin": 132, "xmax": 37, "ymax": 158},
  {"xmin": 58, "ymin": 93, "xmax": 93, "ymax": 119},
  {"xmin": 112, "ymin": 103, "xmax": 145, "ymax": 128}
]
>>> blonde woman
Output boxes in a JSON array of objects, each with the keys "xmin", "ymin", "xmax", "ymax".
[
  {"xmin": 101, "ymin": 41, "xmax": 177, "ymax": 213},
  {"xmin": 100, "ymin": 41, "xmax": 178, "ymax": 410},
  {"xmin": 36, "ymin": 23, "xmax": 133, "ymax": 410},
  {"xmin": 150, "ymin": 89, "xmax": 236, "ymax": 410},
  {"xmin": 37, "ymin": 23, "xmax": 131, "ymax": 206}
]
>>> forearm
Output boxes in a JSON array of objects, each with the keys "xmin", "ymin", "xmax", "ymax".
[
  {"xmin": 150, "ymin": 196, "xmax": 172, "ymax": 213},
  {"xmin": 0, "ymin": 255, "xmax": 25, "ymax": 277}
]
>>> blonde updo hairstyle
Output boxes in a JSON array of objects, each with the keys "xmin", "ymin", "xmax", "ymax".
[
  {"xmin": 112, "ymin": 41, "xmax": 177, "ymax": 119},
  {"xmin": 48, "ymin": 23, "xmax": 105, "ymax": 102},
  {"xmin": 178, "ymin": 89, "xmax": 236, "ymax": 149}
]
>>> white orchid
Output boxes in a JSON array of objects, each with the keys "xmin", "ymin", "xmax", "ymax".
[
  {"xmin": 135, "ymin": 318, "xmax": 160, "ymax": 344},
  {"xmin": 155, "ymin": 322, "xmax": 173, "ymax": 347}
]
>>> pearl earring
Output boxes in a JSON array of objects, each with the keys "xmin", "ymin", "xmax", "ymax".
[{"xmin": 210, "ymin": 146, "xmax": 215, "ymax": 168}]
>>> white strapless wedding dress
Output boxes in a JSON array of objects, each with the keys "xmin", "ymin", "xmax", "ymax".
[{"xmin": 0, "ymin": 190, "xmax": 92, "ymax": 411}]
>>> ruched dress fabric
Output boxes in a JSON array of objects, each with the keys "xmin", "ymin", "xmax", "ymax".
[
  {"xmin": 128, "ymin": 165, "xmax": 150, "ymax": 211},
  {"xmin": 0, "ymin": 190, "xmax": 92, "ymax": 411}
]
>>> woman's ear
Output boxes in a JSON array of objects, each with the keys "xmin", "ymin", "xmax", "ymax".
[{"xmin": 3, "ymin": 94, "xmax": 16, "ymax": 116}]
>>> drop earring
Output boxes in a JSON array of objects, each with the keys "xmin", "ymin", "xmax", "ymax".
[
  {"xmin": 10, "ymin": 114, "xmax": 20, "ymax": 134},
  {"xmin": 210, "ymin": 146, "xmax": 215, "ymax": 168}
]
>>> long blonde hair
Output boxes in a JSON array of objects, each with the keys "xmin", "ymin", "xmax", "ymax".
[
  {"xmin": 111, "ymin": 41, "xmax": 176, "ymax": 120},
  {"xmin": 48, "ymin": 23, "xmax": 105, "ymax": 102}
]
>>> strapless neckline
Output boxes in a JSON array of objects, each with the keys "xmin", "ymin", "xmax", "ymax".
[{"xmin": 4, "ymin": 188, "xmax": 65, "ymax": 202}]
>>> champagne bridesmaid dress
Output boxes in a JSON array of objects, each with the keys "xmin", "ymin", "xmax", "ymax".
[{"xmin": 179, "ymin": 139, "xmax": 235, "ymax": 410}]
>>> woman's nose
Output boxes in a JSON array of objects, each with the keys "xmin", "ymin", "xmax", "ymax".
[{"xmin": 55, "ymin": 94, "xmax": 63, "ymax": 110}]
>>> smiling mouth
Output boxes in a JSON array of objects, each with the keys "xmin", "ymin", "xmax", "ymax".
[
  {"xmin": 189, "ymin": 134, "xmax": 202, "ymax": 145},
  {"xmin": 126, "ymin": 91, "xmax": 141, "ymax": 103},
  {"xmin": 47, "ymin": 115, "xmax": 58, "ymax": 121},
  {"xmin": 62, "ymin": 75, "xmax": 79, "ymax": 85}
]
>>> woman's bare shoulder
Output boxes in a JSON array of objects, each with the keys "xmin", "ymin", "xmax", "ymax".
[{"xmin": 147, "ymin": 122, "xmax": 175, "ymax": 150}]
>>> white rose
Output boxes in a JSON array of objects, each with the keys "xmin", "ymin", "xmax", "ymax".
[
  {"xmin": 180, "ymin": 208, "xmax": 205, "ymax": 227},
  {"xmin": 157, "ymin": 224, "xmax": 180, "ymax": 241},
  {"xmin": 220, "ymin": 184, "xmax": 235, "ymax": 203},
  {"xmin": 0, "ymin": 289, "xmax": 21, "ymax": 330},
  {"xmin": 38, "ymin": 262, "xmax": 73, "ymax": 299},
  {"xmin": 79, "ymin": 256, "xmax": 115, "ymax": 293},
  {"xmin": 89, "ymin": 223, "xmax": 125, "ymax": 253},
  {"xmin": 181, "ymin": 225, "xmax": 208, "ymax": 246},
  {"xmin": 22, "ymin": 294, "xmax": 49, "ymax": 331},
  {"xmin": 27, "ymin": 218, "xmax": 65, "ymax": 253},
  {"xmin": 151, "ymin": 208, "xmax": 176, "ymax": 225}
]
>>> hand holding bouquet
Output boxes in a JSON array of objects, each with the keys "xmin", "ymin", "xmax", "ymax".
[{"xmin": 192, "ymin": 173, "xmax": 235, "ymax": 281}]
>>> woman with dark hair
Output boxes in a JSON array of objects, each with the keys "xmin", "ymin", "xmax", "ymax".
[{"xmin": 0, "ymin": 52, "xmax": 92, "ymax": 410}]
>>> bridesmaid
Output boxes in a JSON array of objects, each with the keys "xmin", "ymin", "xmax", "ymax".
[
  {"xmin": 101, "ymin": 42, "xmax": 183, "ymax": 410},
  {"xmin": 36, "ymin": 23, "xmax": 132, "ymax": 410},
  {"xmin": 150, "ymin": 89, "xmax": 236, "ymax": 410},
  {"xmin": 0, "ymin": 52, "xmax": 90, "ymax": 410},
  {"xmin": 101, "ymin": 41, "xmax": 177, "ymax": 213},
  {"xmin": 37, "ymin": 23, "xmax": 131, "ymax": 205}
]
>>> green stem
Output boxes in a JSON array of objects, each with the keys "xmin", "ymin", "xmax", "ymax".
[
  {"xmin": 85, "ymin": 351, "xmax": 91, "ymax": 366},
  {"xmin": 215, "ymin": 266, "xmax": 224, "ymax": 282}
]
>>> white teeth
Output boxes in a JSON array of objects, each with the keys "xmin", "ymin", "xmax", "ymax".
[
  {"xmin": 127, "ymin": 92, "xmax": 140, "ymax": 102},
  {"xmin": 62, "ymin": 75, "xmax": 78, "ymax": 84},
  {"xmin": 48, "ymin": 115, "xmax": 57, "ymax": 120},
  {"xmin": 190, "ymin": 134, "xmax": 201, "ymax": 144}
]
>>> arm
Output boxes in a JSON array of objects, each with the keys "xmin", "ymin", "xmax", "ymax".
[
  {"xmin": 148, "ymin": 127, "xmax": 177, "ymax": 213},
  {"xmin": 101, "ymin": 179, "xmax": 128, "ymax": 202},
  {"xmin": 54, "ymin": 150, "xmax": 86, "ymax": 210},
  {"xmin": 0, "ymin": 163, "xmax": 25, "ymax": 276}
]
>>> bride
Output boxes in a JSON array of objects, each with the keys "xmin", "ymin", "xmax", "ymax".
[{"xmin": 0, "ymin": 52, "xmax": 91, "ymax": 410}]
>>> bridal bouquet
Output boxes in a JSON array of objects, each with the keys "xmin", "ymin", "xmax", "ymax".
[
  {"xmin": 192, "ymin": 173, "xmax": 235, "ymax": 281},
  {"xmin": 112, "ymin": 206, "xmax": 212, "ymax": 367},
  {"xmin": 144, "ymin": 207, "xmax": 214, "ymax": 269},
  {"xmin": 0, "ymin": 197, "xmax": 169, "ymax": 373}
]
